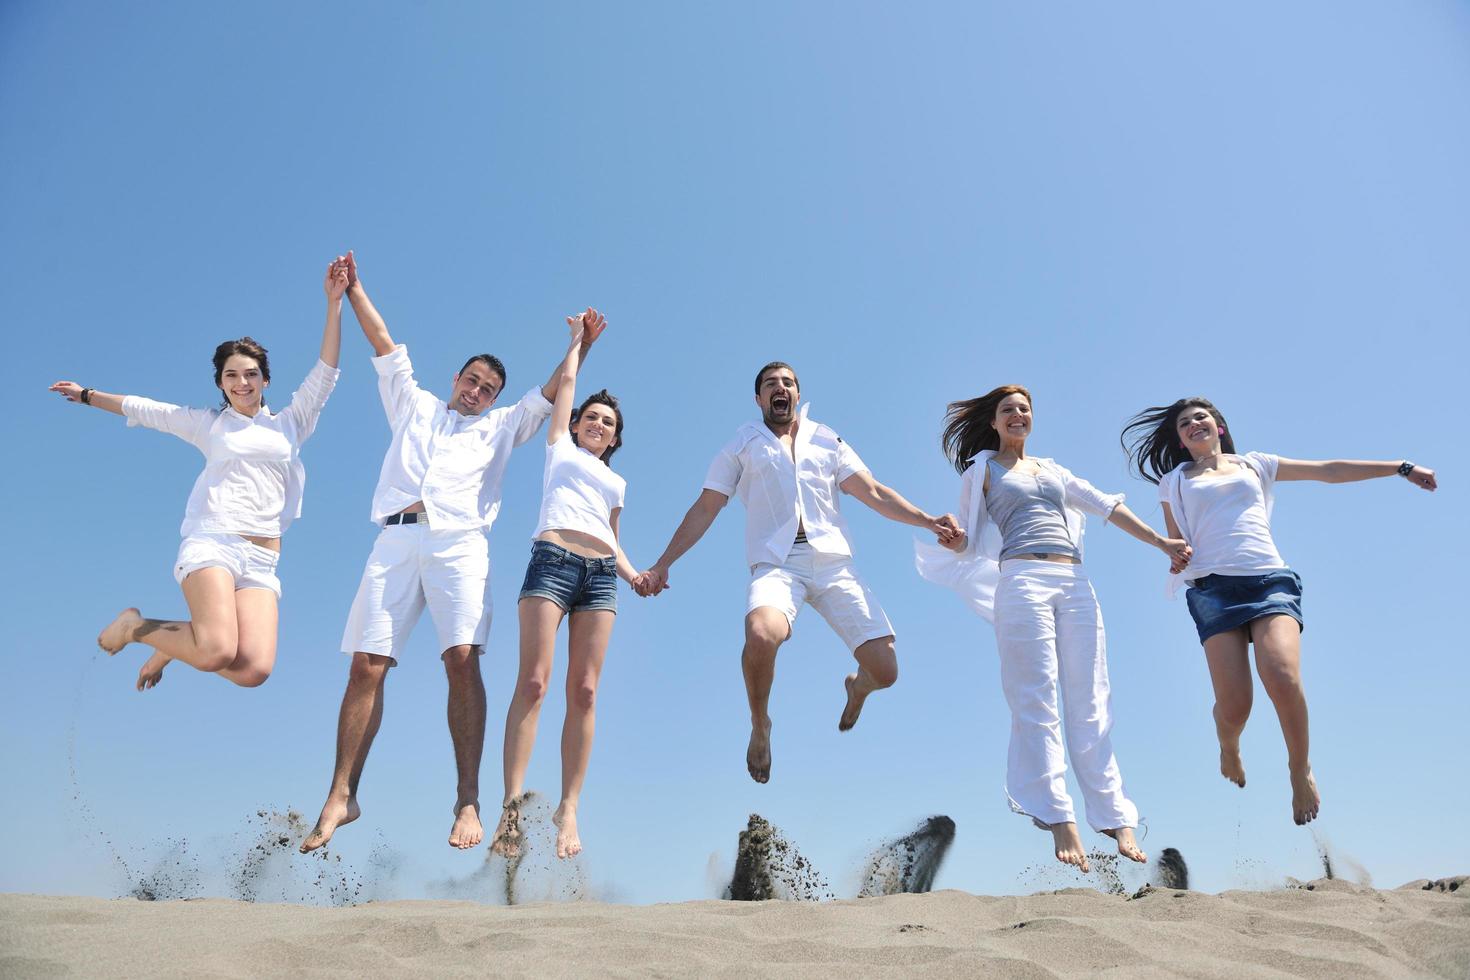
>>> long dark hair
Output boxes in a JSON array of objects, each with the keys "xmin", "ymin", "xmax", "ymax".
[
  {"xmin": 571, "ymin": 389, "xmax": 624, "ymax": 464},
  {"xmin": 1121, "ymin": 397, "xmax": 1236, "ymax": 484},
  {"xmin": 212, "ymin": 337, "xmax": 271, "ymax": 409},
  {"xmin": 940, "ymin": 384, "xmax": 1031, "ymax": 473}
]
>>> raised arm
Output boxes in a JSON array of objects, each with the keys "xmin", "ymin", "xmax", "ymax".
[
  {"xmin": 49, "ymin": 382, "xmax": 126, "ymax": 416},
  {"xmin": 319, "ymin": 255, "xmax": 347, "ymax": 368},
  {"xmin": 839, "ymin": 471, "xmax": 961, "ymax": 544},
  {"xmin": 541, "ymin": 307, "xmax": 607, "ymax": 403},
  {"xmin": 343, "ymin": 251, "xmax": 396, "ymax": 356},
  {"xmin": 643, "ymin": 489, "xmax": 730, "ymax": 594},
  {"xmin": 1276, "ymin": 457, "xmax": 1437, "ymax": 491},
  {"xmin": 547, "ymin": 310, "xmax": 601, "ymax": 444}
]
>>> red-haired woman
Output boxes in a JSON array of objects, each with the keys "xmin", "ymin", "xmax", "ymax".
[{"xmin": 49, "ymin": 258, "xmax": 346, "ymax": 691}]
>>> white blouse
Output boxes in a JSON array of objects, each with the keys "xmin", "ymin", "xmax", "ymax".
[
  {"xmin": 534, "ymin": 434, "xmax": 627, "ymax": 554},
  {"xmin": 122, "ymin": 359, "xmax": 340, "ymax": 538},
  {"xmin": 1159, "ymin": 452, "xmax": 1285, "ymax": 594}
]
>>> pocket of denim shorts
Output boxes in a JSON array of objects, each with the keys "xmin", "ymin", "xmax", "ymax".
[{"xmin": 530, "ymin": 544, "xmax": 564, "ymax": 565}]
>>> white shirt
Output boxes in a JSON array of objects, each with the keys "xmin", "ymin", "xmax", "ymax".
[
  {"xmin": 914, "ymin": 450, "xmax": 1123, "ymax": 623},
  {"xmin": 123, "ymin": 359, "xmax": 340, "ymax": 538},
  {"xmin": 703, "ymin": 404, "xmax": 869, "ymax": 569},
  {"xmin": 534, "ymin": 435, "xmax": 627, "ymax": 554},
  {"xmin": 368, "ymin": 345, "xmax": 552, "ymax": 530},
  {"xmin": 1159, "ymin": 452, "xmax": 1285, "ymax": 594}
]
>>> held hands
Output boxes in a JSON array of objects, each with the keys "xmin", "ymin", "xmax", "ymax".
[
  {"xmin": 324, "ymin": 255, "xmax": 350, "ymax": 301},
  {"xmin": 930, "ymin": 513, "xmax": 964, "ymax": 550},
  {"xmin": 572, "ymin": 307, "xmax": 608, "ymax": 347},
  {"xmin": 345, "ymin": 249, "xmax": 359, "ymax": 288},
  {"xmin": 1403, "ymin": 465, "xmax": 1437, "ymax": 492},
  {"xmin": 1163, "ymin": 538, "xmax": 1193, "ymax": 575},
  {"xmin": 633, "ymin": 565, "xmax": 670, "ymax": 598}
]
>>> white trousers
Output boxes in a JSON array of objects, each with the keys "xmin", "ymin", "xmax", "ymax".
[{"xmin": 992, "ymin": 560, "xmax": 1138, "ymax": 832}]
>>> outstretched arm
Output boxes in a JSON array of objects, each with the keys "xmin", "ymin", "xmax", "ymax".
[
  {"xmin": 342, "ymin": 251, "xmax": 396, "ymax": 356},
  {"xmin": 643, "ymin": 489, "xmax": 729, "ymax": 594},
  {"xmin": 540, "ymin": 307, "xmax": 607, "ymax": 403},
  {"xmin": 49, "ymin": 382, "xmax": 126, "ymax": 416},
  {"xmin": 320, "ymin": 256, "xmax": 347, "ymax": 368},
  {"xmin": 1107, "ymin": 502, "xmax": 1192, "ymax": 568},
  {"xmin": 839, "ymin": 471, "xmax": 961, "ymax": 544},
  {"xmin": 547, "ymin": 312, "xmax": 589, "ymax": 445},
  {"xmin": 1276, "ymin": 457, "xmax": 1437, "ymax": 491}
]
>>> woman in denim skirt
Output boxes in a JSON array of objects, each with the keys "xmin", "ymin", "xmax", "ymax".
[
  {"xmin": 1123, "ymin": 397, "xmax": 1437, "ymax": 824},
  {"xmin": 492, "ymin": 308, "xmax": 652, "ymax": 861}
]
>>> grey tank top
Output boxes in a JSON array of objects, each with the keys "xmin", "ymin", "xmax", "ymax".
[{"xmin": 984, "ymin": 458, "xmax": 1078, "ymax": 561}]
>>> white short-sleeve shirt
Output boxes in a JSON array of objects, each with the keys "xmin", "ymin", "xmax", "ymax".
[
  {"xmin": 367, "ymin": 345, "xmax": 552, "ymax": 530},
  {"xmin": 122, "ymin": 358, "xmax": 340, "ymax": 538},
  {"xmin": 534, "ymin": 435, "xmax": 627, "ymax": 554},
  {"xmin": 1161, "ymin": 451, "xmax": 1285, "ymax": 586},
  {"xmin": 703, "ymin": 404, "xmax": 868, "ymax": 569}
]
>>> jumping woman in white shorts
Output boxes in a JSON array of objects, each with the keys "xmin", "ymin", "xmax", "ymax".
[
  {"xmin": 918, "ymin": 385, "xmax": 1191, "ymax": 873},
  {"xmin": 49, "ymin": 257, "xmax": 345, "ymax": 691},
  {"xmin": 492, "ymin": 309, "xmax": 649, "ymax": 860},
  {"xmin": 1122, "ymin": 396, "xmax": 1437, "ymax": 825}
]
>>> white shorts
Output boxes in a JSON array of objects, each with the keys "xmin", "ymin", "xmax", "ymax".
[
  {"xmin": 340, "ymin": 525, "xmax": 491, "ymax": 664},
  {"xmin": 174, "ymin": 532, "xmax": 282, "ymax": 598},
  {"xmin": 746, "ymin": 542, "xmax": 894, "ymax": 652}
]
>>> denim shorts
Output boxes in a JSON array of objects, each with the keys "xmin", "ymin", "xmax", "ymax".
[
  {"xmin": 518, "ymin": 540, "xmax": 618, "ymax": 614},
  {"xmin": 1185, "ymin": 569, "xmax": 1303, "ymax": 644}
]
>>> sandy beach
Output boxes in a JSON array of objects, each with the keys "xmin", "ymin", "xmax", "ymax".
[{"xmin": 2, "ymin": 878, "xmax": 1466, "ymax": 978}]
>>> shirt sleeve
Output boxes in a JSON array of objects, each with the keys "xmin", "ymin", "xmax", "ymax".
[
  {"xmin": 372, "ymin": 344, "xmax": 420, "ymax": 423},
  {"xmin": 834, "ymin": 434, "xmax": 868, "ymax": 483},
  {"xmin": 702, "ymin": 435, "xmax": 746, "ymax": 497},
  {"xmin": 280, "ymin": 359, "xmax": 341, "ymax": 443},
  {"xmin": 122, "ymin": 396, "xmax": 215, "ymax": 450},
  {"xmin": 1059, "ymin": 464, "xmax": 1124, "ymax": 519},
  {"xmin": 495, "ymin": 386, "xmax": 554, "ymax": 447},
  {"xmin": 1244, "ymin": 451, "xmax": 1279, "ymax": 489}
]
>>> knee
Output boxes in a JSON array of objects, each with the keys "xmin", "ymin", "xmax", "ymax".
[
  {"xmin": 1214, "ymin": 696, "xmax": 1251, "ymax": 729},
  {"xmin": 196, "ymin": 636, "xmax": 238, "ymax": 673},
  {"xmin": 866, "ymin": 655, "xmax": 899, "ymax": 689},
  {"xmin": 1257, "ymin": 661, "xmax": 1303, "ymax": 700},
  {"xmin": 348, "ymin": 654, "xmax": 391, "ymax": 687},
  {"xmin": 569, "ymin": 681, "xmax": 597, "ymax": 713},
  {"xmin": 518, "ymin": 675, "xmax": 549, "ymax": 707},
  {"xmin": 232, "ymin": 667, "xmax": 272, "ymax": 689},
  {"xmin": 744, "ymin": 614, "xmax": 787, "ymax": 654}
]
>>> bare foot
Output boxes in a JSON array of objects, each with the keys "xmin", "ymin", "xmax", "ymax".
[
  {"xmin": 300, "ymin": 795, "xmax": 360, "ymax": 853},
  {"xmin": 553, "ymin": 801, "xmax": 582, "ymax": 859},
  {"xmin": 98, "ymin": 608, "xmax": 142, "ymax": 655},
  {"xmin": 747, "ymin": 719, "xmax": 773, "ymax": 784},
  {"xmin": 137, "ymin": 652, "xmax": 171, "ymax": 692},
  {"xmin": 1219, "ymin": 738, "xmax": 1247, "ymax": 788},
  {"xmin": 839, "ymin": 673, "xmax": 870, "ymax": 732},
  {"xmin": 449, "ymin": 801, "xmax": 483, "ymax": 849},
  {"xmin": 1050, "ymin": 822, "xmax": 1090, "ymax": 873},
  {"xmin": 491, "ymin": 797, "xmax": 524, "ymax": 857},
  {"xmin": 1290, "ymin": 766, "xmax": 1320, "ymax": 825},
  {"xmin": 1102, "ymin": 826, "xmax": 1147, "ymax": 863}
]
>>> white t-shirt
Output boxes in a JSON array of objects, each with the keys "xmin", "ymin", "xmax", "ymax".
[
  {"xmin": 534, "ymin": 435, "xmax": 627, "ymax": 554},
  {"xmin": 123, "ymin": 359, "xmax": 340, "ymax": 538},
  {"xmin": 367, "ymin": 345, "xmax": 552, "ymax": 530},
  {"xmin": 1160, "ymin": 452, "xmax": 1286, "ymax": 587},
  {"xmin": 702, "ymin": 404, "xmax": 868, "ymax": 569}
]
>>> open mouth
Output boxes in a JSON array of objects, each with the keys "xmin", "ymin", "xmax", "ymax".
[{"xmin": 771, "ymin": 396, "xmax": 790, "ymax": 413}]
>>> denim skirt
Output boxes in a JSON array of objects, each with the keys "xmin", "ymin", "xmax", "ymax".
[
  {"xmin": 1184, "ymin": 569, "xmax": 1303, "ymax": 644},
  {"xmin": 518, "ymin": 540, "xmax": 618, "ymax": 614}
]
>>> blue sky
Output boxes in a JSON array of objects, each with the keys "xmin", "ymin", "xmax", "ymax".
[{"xmin": 3, "ymin": 1, "xmax": 1467, "ymax": 904}]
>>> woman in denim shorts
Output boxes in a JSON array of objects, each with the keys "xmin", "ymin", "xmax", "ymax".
[
  {"xmin": 493, "ymin": 309, "xmax": 654, "ymax": 862},
  {"xmin": 1124, "ymin": 397, "xmax": 1437, "ymax": 825}
]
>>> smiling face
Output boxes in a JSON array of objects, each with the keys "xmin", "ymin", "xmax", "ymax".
[
  {"xmin": 218, "ymin": 354, "xmax": 268, "ymax": 414},
  {"xmin": 1174, "ymin": 404, "xmax": 1223, "ymax": 457},
  {"xmin": 449, "ymin": 360, "xmax": 504, "ymax": 416},
  {"xmin": 991, "ymin": 391, "xmax": 1033, "ymax": 444},
  {"xmin": 573, "ymin": 401, "xmax": 619, "ymax": 459},
  {"xmin": 756, "ymin": 366, "xmax": 800, "ymax": 426}
]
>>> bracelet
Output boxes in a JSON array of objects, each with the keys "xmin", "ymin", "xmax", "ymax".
[
  {"xmin": 1397, "ymin": 461, "xmax": 1415, "ymax": 477},
  {"xmin": 80, "ymin": 388, "xmax": 93, "ymax": 406}
]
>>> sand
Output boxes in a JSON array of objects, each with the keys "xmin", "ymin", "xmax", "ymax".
[{"xmin": 2, "ymin": 878, "xmax": 1466, "ymax": 978}]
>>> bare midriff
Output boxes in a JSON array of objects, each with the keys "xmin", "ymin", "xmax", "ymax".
[
  {"xmin": 397, "ymin": 501, "xmax": 427, "ymax": 515},
  {"xmin": 536, "ymin": 528, "xmax": 614, "ymax": 559},
  {"xmin": 1004, "ymin": 552, "xmax": 1080, "ymax": 565},
  {"xmin": 241, "ymin": 534, "xmax": 281, "ymax": 553}
]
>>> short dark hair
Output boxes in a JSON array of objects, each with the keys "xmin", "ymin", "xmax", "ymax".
[
  {"xmin": 754, "ymin": 361, "xmax": 798, "ymax": 395},
  {"xmin": 213, "ymin": 337, "xmax": 271, "ymax": 409},
  {"xmin": 570, "ymin": 389, "xmax": 624, "ymax": 464},
  {"xmin": 458, "ymin": 354, "xmax": 506, "ymax": 389}
]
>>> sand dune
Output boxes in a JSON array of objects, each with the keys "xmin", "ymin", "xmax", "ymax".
[{"xmin": 2, "ymin": 878, "xmax": 1466, "ymax": 978}]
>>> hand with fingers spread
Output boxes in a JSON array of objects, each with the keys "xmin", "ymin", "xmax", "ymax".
[{"xmin": 575, "ymin": 307, "xmax": 608, "ymax": 347}]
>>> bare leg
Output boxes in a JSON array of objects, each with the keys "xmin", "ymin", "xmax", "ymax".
[
  {"xmin": 839, "ymin": 634, "xmax": 898, "ymax": 732},
  {"xmin": 556, "ymin": 609, "xmax": 613, "ymax": 859},
  {"xmin": 301, "ymin": 653, "xmax": 391, "ymax": 853},
  {"xmin": 444, "ymin": 643, "xmax": 486, "ymax": 849},
  {"xmin": 1102, "ymin": 827, "xmax": 1147, "ymax": 863},
  {"xmin": 1251, "ymin": 615, "xmax": 1318, "ymax": 824},
  {"xmin": 742, "ymin": 607, "xmax": 789, "ymax": 784},
  {"xmin": 1050, "ymin": 822, "xmax": 1090, "ymax": 873},
  {"xmin": 494, "ymin": 597, "xmax": 563, "ymax": 857},
  {"xmin": 215, "ymin": 588, "xmax": 278, "ymax": 688},
  {"xmin": 101, "ymin": 569, "xmax": 242, "ymax": 683},
  {"xmin": 1203, "ymin": 628, "xmax": 1252, "ymax": 788}
]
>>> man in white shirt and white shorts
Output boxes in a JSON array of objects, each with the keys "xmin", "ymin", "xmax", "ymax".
[
  {"xmin": 642, "ymin": 362, "xmax": 960, "ymax": 783},
  {"xmin": 303, "ymin": 253, "xmax": 603, "ymax": 852}
]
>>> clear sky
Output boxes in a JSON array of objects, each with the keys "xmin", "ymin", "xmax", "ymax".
[{"xmin": 3, "ymin": 1, "xmax": 1467, "ymax": 904}]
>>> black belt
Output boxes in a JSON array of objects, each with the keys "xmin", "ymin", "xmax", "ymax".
[{"xmin": 385, "ymin": 512, "xmax": 428, "ymax": 527}]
